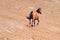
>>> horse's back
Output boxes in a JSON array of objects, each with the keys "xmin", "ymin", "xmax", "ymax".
[{"xmin": 33, "ymin": 11, "xmax": 39, "ymax": 20}]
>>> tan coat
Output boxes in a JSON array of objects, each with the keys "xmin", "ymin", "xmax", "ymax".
[{"xmin": 33, "ymin": 11, "xmax": 39, "ymax": 20}]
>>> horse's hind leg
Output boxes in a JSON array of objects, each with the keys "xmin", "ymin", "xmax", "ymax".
[
  {"xmin": 37, "ymin": 19, "xmax": 39, "ymax": 25},
  {"xmin": 34, "ymin": 20, "xmax": 35, "ymax": 26},
  {"xmin": 31, "ymin": 19, "xmax": 35, "ymax": 27},
  {"xmin": 31, "ymin": 19, "xmax": 34, "ymax": 27}
]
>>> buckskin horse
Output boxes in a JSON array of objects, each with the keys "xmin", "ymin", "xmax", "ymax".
[{"xmin": 27, "ymin": 8, "xmax": 42, "ymax": 27}]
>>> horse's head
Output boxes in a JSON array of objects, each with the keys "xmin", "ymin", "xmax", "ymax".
[{"xmin": 36, "ymin": 8, "xmax": 42, "ymax": 14}]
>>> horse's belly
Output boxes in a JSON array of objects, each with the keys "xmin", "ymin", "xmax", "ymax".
[
  {"xmin": 33, "ymin": 15, "xmax": 39, "ymax": 20},
  {"xmin": 35, "ymin": 16, "xmax": 39, "ymax": 20}
]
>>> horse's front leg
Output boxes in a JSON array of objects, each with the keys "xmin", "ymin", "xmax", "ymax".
[{"xmin": 37, "ymin": 19, "xmax": 40, "ymax": 25}]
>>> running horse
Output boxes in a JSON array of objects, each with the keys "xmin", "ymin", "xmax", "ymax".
[{"xmin": 27, "ymin": 8, "xmax": 42, "ymax": 27}]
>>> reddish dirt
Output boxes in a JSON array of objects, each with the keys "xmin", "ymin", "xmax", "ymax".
[{"xmin": 0, "ymin": 0, "xmax": 60, "ymax": 40}]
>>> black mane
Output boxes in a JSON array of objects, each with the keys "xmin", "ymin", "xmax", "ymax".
[{"xmin": 36, "ymin": 8, "xmax": 41, "ymax": 13}]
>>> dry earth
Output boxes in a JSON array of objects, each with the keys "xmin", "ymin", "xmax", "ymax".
[{"xmin": 0, "ymin": 0, "xmax": 60, "ymax": 40}]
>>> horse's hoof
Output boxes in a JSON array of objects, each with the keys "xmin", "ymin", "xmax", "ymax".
[{"xmin": 31, "ymin": 25, "xmax": 33, "ymax": 27}]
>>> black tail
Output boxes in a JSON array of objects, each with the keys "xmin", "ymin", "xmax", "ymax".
[
  {"xmin": 26, "ymin": 16, "xmax": 30, "ymax": 19},
  {"xmin": 26, "ymin": 11, "xmax": 33, "ymax": 20}
]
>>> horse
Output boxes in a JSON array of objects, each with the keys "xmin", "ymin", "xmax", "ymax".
[{"xmin": 27, "ymin": 8, "xmax": 42, "ymax": 27}]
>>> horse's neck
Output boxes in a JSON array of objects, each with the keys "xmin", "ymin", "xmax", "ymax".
[{"xmin": 33, "ymin": 11, "xmax": 38, "ymax": 15}]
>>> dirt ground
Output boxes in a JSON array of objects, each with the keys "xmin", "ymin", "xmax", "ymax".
[{"xmin": 0, "ymin": 0, "xmax": 60, "ymax": 40}]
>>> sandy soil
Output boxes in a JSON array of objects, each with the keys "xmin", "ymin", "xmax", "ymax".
[{"xmin": 0, "ymin": 0, "xmax": 60, "ymax": 40}]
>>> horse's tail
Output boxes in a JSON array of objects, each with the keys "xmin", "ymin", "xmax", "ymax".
[
  {"xmin": 26, "ymin": 11, "xmax": 33, "ymax": 20},
  {"xmin": 26, "ymin": 16, "xmax": 30, "ymax": 19}
]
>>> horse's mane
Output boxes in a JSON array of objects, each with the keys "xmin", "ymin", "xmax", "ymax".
[{"xmin": 36, "ymin": 8, "xmax": 41, "ymax": 13}]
